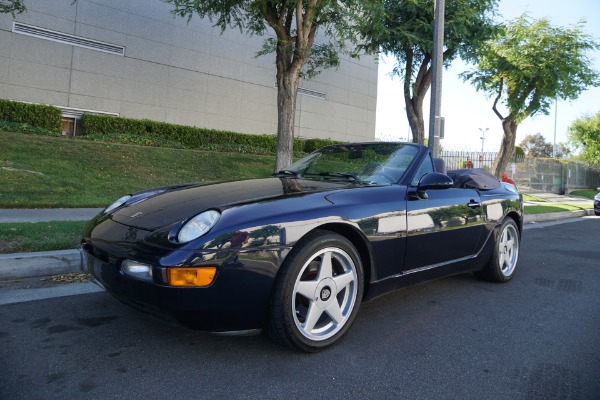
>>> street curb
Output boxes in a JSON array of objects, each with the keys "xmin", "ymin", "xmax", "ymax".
[
  {"xmin": 0, "ymin": 249, "xmax": 83, "ymax": 280},
  {"xmin": 0, "ymin": 210, "xmax": 596, "ymax": 281},
  {"xmin": 523, "ymin": 209, "xmax": 594, "ymax": 223}
]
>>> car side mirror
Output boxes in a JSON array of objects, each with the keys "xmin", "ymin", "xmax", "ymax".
[
  {"xmin": 419, "ymin": 172, "xmax": 454, "ymax": 191},
  {"xmin": 412, "ymin": 172, "xmax": 453, "ymax": 200}
]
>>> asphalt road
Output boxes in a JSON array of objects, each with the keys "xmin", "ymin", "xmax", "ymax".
[{"xmin": 1, "ymin": 218, "xmax": 599, "ymax": 400}]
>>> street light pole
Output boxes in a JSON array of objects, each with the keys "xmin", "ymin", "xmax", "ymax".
[
  {"xmin": 553, "ymin": 96, "xmax": 558, "ymax": 157},
  {"xmin": 479, "ymin": 127, "xmax": 488, "ymax": 167}
]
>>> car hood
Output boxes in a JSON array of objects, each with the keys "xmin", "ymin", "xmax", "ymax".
[{"xmin": 110, "ymin": 178, "xmax": 358, "ymax": 230}]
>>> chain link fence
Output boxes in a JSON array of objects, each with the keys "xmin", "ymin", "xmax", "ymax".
[{"xmin": 514, "ymin": 158, "xmax": 600, "ymax": 194}]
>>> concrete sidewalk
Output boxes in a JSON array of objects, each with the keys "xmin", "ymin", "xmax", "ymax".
[
  {"xmin": 0, "ymin": 193, "xmax": 596, "ymax": 281},
  {"xmin": 0, "ymin": 208, "xmax": 103, "ymax": 223},
  {"xmin": 523, "ymin": 192, "xmax": 593, "ymax": 205}
]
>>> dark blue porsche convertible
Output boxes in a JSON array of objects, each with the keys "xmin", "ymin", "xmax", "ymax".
[{"xmin": 82, "ymin": 142, "xmax": 523, "ymax": 352}]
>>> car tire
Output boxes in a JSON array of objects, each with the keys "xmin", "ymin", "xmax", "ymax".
[
  {"xmin": 266, "ymin": 230, "xmax": 364, "ymax": 352},
  {"xmin": 475, "ymin": 218, "xmax": 520, "ymax": 283}
]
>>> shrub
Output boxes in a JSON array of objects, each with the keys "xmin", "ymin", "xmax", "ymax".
[
  {"xmin": 303, "ymin": 138, "xmax": 342, "ymax": 153},
  {"xmin": 0, "ymin": 120, "xmax": 61, "ymax": 136},
  {"xmin": 80, "ymin": 114, "xmax": 318, "ymax": 154},
  {"xmin": 3, "ymin": 108, "xmax": 346, "ymax": 156},
  {"xmin": 0, "ymin": 99, "xmax": 61, "ymax": 132}
]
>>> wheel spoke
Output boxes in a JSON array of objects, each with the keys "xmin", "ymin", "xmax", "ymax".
[
  {"xmin": 325, "ymin": 301, "xmax": 344, "ymax": 325},
  {"xmin": 302, "ymin": 302, "xmax": 323, "ymax": 333},
  {"xmin": 332, "ymin": 271, "xmax": 354, "ymax": 295},
  {"xmin": 296, "ymin": 280, "xmax": 318, "ymax": 300},
  {"xmin": 506, "ymin": 238, "xmax": 515, "ymax": 252},
  {"xmin": 499, "ymin": 252, "xmax": 506, "ymax": 270},
  {"xmin": 500, "ymin": 230, "xmax": 508, "ymax": 246},
  {"xmin": 317, "ymin": 251, "xmax": 333, "ymax": 280}
]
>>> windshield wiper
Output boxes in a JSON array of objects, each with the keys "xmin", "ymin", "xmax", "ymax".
[
  {"xmin": 273, "ymin": 170, "xmax": 300, "ymax": 178},
  {"xmin": 307, "ymin": 172, "xmax": 360, "ymax": 181}
]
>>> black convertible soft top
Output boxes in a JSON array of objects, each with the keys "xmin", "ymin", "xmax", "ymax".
[{"xmin": 447, "ymin": 168, "xmax": 501, "ymax": 190}]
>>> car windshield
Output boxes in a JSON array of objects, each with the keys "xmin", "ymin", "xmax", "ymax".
[{"xmin": 285, "ymin": 143, "xmax": 419, "ymax": 184}]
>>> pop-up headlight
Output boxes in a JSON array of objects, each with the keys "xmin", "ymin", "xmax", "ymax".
[
  {"xmin": 103, "ymin": 195, "xmax": 132, "ymax": 214},
  {"xmin": 177, "ymin": 210, "xmax": 221, "ymax": 243}
]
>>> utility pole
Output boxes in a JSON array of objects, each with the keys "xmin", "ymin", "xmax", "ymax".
[
  {"xmin": 553, "ymin": 96, "xmax": 558, "ymax": 157},
  {"xmin": 427, "ymin": 0, "xmax": 445, "ymax": 157}
]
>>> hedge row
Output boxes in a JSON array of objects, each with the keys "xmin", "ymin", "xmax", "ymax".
[
  {"xmin": 0, "ymin": 99, "xmax": 62, "ymax": 133},
  {"xmin": 0, "ymin": 120, "xmax": 61, "ymax": 137},
  {"xmin": 0, "ymin": 98, "xmax": 342, "ymax": 154},
  {"xmin": 80, "ymin": 114, "xmax": 341, "ymax": 154}
]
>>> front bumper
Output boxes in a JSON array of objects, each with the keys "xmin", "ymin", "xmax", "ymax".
[
  {"xmin": 83, "ymin": 246, "xmax": 280, "ymax": 332},
  {"xmin": 81, "ymin": 218, "xmax": 284, "ymax": 332}
]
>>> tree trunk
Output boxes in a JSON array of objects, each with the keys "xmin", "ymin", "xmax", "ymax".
[
  {"xmin": 405, "ymin": 97, "xmax": 425, "ymax": 144},
  {"xmin": 402, "ymin": 53, "xmax": 431, "ymax": 144},
  {"xmin": 493, "ymin": 119, "xmax": 518, "ymax": 178},
  {"xmin": 274, "ymin": 71, "xmax": 300, "ymax": 173}
]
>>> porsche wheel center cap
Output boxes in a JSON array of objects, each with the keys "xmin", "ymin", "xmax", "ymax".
[
  {"xmin": 320, "ymin": 287, "xmax": 332, "ymax": 301},
  {"xmin": 314, "ymin": 278, "xmax": 336, "ymax": 309}
]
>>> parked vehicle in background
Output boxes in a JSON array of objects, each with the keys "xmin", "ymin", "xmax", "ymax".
[{"xmin": 594, "ymin": 188, "xmax": 600, "ymax": 216}]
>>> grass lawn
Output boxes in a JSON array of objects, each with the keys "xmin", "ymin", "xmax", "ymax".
[
  {"xmin": 0, "ymin": 221, "xmax": 86, "ymax": 253},
  {"xmin": 524, "ymin": 203, "xmax": 593, "ymax": 214},
  {"xmin": 0, "ymin": 132, "xmax": 274, "ymax": 208},
  {"xmin": 522, "ymin": 193, "xmax": 549, "ymax": 202},
  {"xmin": 569, "ymin": 189, "xmax": 598, "ymax": 200}
]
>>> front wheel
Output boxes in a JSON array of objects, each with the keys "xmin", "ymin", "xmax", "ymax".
[
  {"xmin": 267, "ymin": 231, "xmax": 364, "ymax": 352},
  {"xmin": 475, "ymin": 218, "xmax": 520, "ymax": 283}
]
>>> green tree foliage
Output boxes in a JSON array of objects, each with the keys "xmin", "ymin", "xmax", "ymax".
[
  {"xmin": 166, "ymin": 0, "xmax": 366, "ymax": 172},
  {"xmin": 357, "ymin": 0, "xmax": 498, "ymax": 144},
  {"xmin": 519, "ymin": 133, "xmax": 570, "ymax": 158},
  {"xmin": 463, "ymin": 16, "xmax": 600, "ymax": 177},
  {"xmin": 519, "ymin": 133, "xmax": 552, "ymax": 158},
  {"xmin": 569, "ymin": 112, "xmax": 600, "ymax": 166},
  {"xmin": 0, "ymin": 0, "xmax": 25, "ymax": 16},
  {"xmin": 554, "ymin": 143, "xmax": 571, "ymax": 159}
]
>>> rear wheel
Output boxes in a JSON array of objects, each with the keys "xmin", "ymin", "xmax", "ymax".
[
  {"xmin": 267, "ymin": 231, "xmax": 363, "ymax": 352},
  {"xmin": 475, "ymin": 218, "xmax": 520, "ymax": 283}
]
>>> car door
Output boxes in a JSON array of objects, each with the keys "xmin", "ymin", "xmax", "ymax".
[{"xmin": 403, "ymin": 156, "xmax": 485, "ymax": 271}]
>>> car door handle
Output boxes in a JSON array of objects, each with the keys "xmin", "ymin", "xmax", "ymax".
[{"xmin": 467, "ymin": 200, "xmax": 481, "ymax": 208}]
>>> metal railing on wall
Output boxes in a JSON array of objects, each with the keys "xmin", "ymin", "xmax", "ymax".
[{"xmin": 440, "ymin": 149, "xmax": 497, "ymax": 171}]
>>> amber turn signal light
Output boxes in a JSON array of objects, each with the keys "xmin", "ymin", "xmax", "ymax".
[{"xmin": 167, "ymin": 267, "xmax": 217, "ymax": 287}]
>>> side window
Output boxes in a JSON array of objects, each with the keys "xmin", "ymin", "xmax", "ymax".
[{"xmin": 411, "ymin": 154, "xmax": 434, "ymax": 186}]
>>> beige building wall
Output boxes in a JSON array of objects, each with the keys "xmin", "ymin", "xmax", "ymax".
[{"xmin": 0, "ymin": 0, "xmax": 377, "ymax": 142}]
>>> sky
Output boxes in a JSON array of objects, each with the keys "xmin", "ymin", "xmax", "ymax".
[{"xmin": 375, "ymin": 0, "xmax": 600, "ymax": 153}]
